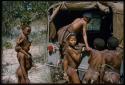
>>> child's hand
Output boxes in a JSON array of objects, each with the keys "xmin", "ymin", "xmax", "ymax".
[
  {"xmin": 85, "ymin": 46, "xmax": 92, "ymax": 51},
  {"xmin": 82, "ymin": 47, "xmax": 85, "ymax": 51},
  {"xmin": 63, "ymin": 72, "xmax": 69, "ymax": 82}
]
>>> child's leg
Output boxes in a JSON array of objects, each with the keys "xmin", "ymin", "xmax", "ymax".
[
  {"xmin": 17, "ymin": 52, "xmax": 29, "ymax": 84},
  {"xmin": 16, "ymin": 67, "xmax": 26, "ymax": 83},
  {"xmin": 20, "ymin": 77, "xmax": 26, "ymax": 84},
  {"xmin": 70, "ymin": 71, "xmax": 80, "ymax": 83},
  {"xmin": 20, "ymin": 70, "xmax": 30, "ymax": 84},
  {"xmin": 67, "ymin": 67, "xmax": 80, "ymax": 83},
  {"xmin": 19, "ymin": 69, "xmax": 29, "ymax": 84},
  {"xmin": 16, "ymin": 67, "xmax": 21, "ymax": 83}
]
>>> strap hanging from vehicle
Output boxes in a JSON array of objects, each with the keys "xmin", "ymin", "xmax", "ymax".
[{"xmin": 49, "ymin": 4, "xmax": 62, "ymax": 23}]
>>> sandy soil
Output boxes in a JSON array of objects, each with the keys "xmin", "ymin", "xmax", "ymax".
[{"xmin": 1, "ymin": 45, "xmax": 52, "ymax": 84}]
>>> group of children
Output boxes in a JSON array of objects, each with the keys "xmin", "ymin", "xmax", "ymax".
[
  {"xmin": 14, "ymin": 22, "xmax": 122, "ymax": 84},
  {"xmin": 62, "ymin": 32, "xmax": 123, "ymax": 84}
]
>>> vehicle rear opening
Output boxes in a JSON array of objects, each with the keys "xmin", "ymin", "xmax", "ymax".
[{"xmin": 53, "ymin": 8, "xmax": 113, "ymax": 49}]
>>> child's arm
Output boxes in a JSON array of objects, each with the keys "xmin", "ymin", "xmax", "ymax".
[
  {"xmin": 67, "ymin": 47, "xmax": 81, "ymax": 63},
  {"xmin": 82, "ymin": 26, "xmax": 92, "ymax": 51},
  {"xmin": 19, "ymin": 48, "xmax": 30, "ymax": 58},
  {"xmin": 15, "ymin": 46, "xmax": 29, "ymax": 57},
  {"xmin": 16, "ymin": 34, "xmax": 25, "ymax": 45},
  {"xmin": 63, "ymin": 55, "xmax": 68, "ymax": 73},
  {"xmin": 15, "ymin": 45, "xmax": 30, "ymax": 58},
  {"xmin": 63, "ymin": 55, "xmax": 69, "ymax": 81},
  {"xmin": 87, "ymin": 48, "xmax": 94, "ymax": 64},
  {"xmin": 16, "ymin": 34, "xmax": 30, "ymax": 57}
]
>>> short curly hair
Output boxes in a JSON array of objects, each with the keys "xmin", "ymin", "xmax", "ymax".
[
  {"xmin": 107, "ymin": 36, "xmax": 119, "ymax": 50},
  {"xmin": 83, "ymin": 12, "xmax": 92, "ymax": 23},
  {"xmin": 93, "ymin": 38, "xmax": 105, "ymax": 51},
  {"xmin": 20, "ymin": 23, "xmax": 31, "ymax": 30},
  {"xmin": 66, "ymin": 32, "xmax": 77, "ymax": 41}
]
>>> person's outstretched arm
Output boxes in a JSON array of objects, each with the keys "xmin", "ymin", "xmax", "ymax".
[{"xmin": 82, "ymin": 24, "xmax": 91, "ymax": 51}]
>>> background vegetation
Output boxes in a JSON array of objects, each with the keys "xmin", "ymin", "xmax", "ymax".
[
  {"xmin": 2, "ymin": 1, "xmax": 59, "ymax": 38},
  {"xmin": 2, "ymin": 1, "xmax": 59, "ymax": 49}
]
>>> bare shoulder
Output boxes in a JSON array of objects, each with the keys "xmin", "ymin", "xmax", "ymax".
[
  {"xmin": 72, "ymin": 18, "xmax": 81, "ymax": 23},
  {"xmin": 81, "ymin": 19, "xmax": 87, "ymax": 24},
  {"xmin": 67, "ymin": 46, "xmax": 72, "ymax": 51},
  {"xmin": 21, "ymin": 33, "xmax": 26, "ymax": 39},
  {"xmin": 102, "ymin": 49, "xmax": 108, "ymax": 53},
  {"xmin": 17, "ymin": 33, "xmax": 24, "ymax": 39},
  {"xmin": 91, "ymin": 49, "xmax": 102, "ymax": 56},
  {"xmin": 74, "ymin": 18, "xmax": 81, "ymax": 21}
]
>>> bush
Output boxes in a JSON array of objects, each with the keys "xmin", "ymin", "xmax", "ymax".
[{"xmin": 3, "ymin": 41, "xmax": 13, "ymax": 49}]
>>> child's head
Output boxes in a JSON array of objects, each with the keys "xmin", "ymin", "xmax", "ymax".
[
  {"xmin": 107, "ymin": 36, "xmax": 119, "ymax": 50},
  {"xmin": 21, "ymin": 24, "xmax": 31, "ymax": 35},
  {"xmin": 83, "ymin": 13, "xmax": 92, "ymax": 23},
  {"xmin": 93, "ymin": 38, "xmax": 105, "ymax": 51},
  {"xmin": 66, "ymin": 32, "xmax": 77, "ymax": 46}
]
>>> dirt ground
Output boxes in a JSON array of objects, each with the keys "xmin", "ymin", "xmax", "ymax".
[{"xmin": 2, "ymin": 45, "xmax": 52, "ymax": 83}]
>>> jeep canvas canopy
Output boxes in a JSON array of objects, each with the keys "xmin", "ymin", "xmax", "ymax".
[{"xmin": 47, "ymin": 1, "xmax": 123, "ymax": 48}]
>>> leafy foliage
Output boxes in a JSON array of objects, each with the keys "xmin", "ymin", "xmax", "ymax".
[
  {"xmin": 3, "ymin": 41, "xmax": 13, "ymax": 49},
  {"xmin": 2, "ymin": 1, "xmax": 58, "ymax": 37}
]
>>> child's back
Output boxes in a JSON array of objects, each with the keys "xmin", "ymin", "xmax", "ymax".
[
  {"xmin": 102, "ymin": 36, "xmax": 123, "ymax": 72},
  {"xmin": 88, "ymin": 38, "xmax": 105, "ymax": 70}
]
